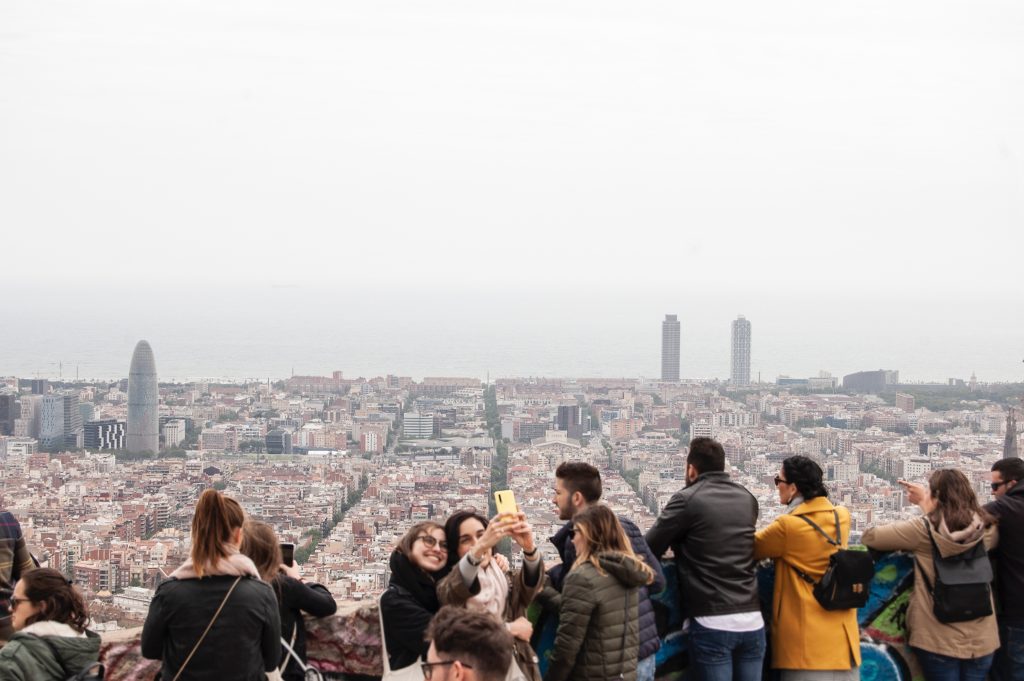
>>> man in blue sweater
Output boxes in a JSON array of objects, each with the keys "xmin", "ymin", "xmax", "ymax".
[{"xmin": 540, "ymin": 461, "xmax": 666, "ymax": 681}]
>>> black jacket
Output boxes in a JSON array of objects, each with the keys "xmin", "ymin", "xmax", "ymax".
[
  {"xmin": 545, "ymin": 515, "xmax": 665, "ymax": 660},
  {"xmin": 141, "ymin": 574, "xmax": 282, "ymax": 680},
  {"xmin": 379, "ymin": 550, "xmax": 442, "ymax": 671},
  {"xmin": 986, "ymin": 483, "xmax": 1024, "ymax": 624},
  {"xmin": 274, "ymin": 577, "xmax": 337, "ymax": 681},
  {"xmin": 380, "ymin": 583, "xmax": 437, "ymax": 670},
  {"xmin": 645, "ymin": 471, "xmax": 760, "ymax": 619}
]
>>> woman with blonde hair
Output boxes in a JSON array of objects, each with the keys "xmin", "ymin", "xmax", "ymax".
[
  {"xmin": 379, "ymin": 521, "xmax": 449, "ymax": 671},
  {"xmin": 863, "ymin": 469, "xmax": 998, "ymax": 681},
  {"xmin": 241, "ymin": 521, "xmax": 337, "ymax": 681},
  {"xmin": 142, "ymin": 489, "xmax": 281, "ymax": 680},
  {"xmin": 544, "ymin": 504, "xmax": 654, "ymax": 681}
]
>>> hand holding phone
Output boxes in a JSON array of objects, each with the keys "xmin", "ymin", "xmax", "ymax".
[
  {"xmin": 897, "ymin": 479, "xmax": 927, "ymax": 506},
  {"xmin": 494, "ymin": 490, "xmax": 518, "ymax": 519},
  {"xmin": 280, "ymin": 542, "xmax": 295, "ymax": 567}
]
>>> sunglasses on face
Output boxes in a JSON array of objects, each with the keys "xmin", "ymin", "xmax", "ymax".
[
  {"xmin": 421, "ymin": 660, "xmax": 473, "ymax": 680},
  {"xmin": 992, "ymin": 480, "xmax": 1009, "ymax": 492},
  {"xmin": 416, "ymin": 535, "xmax": 448, "ymax": 551},
  {"xmin": 774, "ymin": 476, "xmax": 789, "ymax": 486}
]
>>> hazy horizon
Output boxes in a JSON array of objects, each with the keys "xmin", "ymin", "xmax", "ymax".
[{"xmin": 2, "ymin": 1, "xmax": 1022, "ymax": 384}]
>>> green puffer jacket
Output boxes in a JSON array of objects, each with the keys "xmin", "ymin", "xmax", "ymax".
[
  {"xmin": 544, "ymin": 552, "xmax": 650, "ymax": 681},
  {"xmin": 0, "ymin": 622, "xmax": 101, "ymax": 681}
]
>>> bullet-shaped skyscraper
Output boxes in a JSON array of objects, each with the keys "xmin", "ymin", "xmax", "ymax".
[
  {"xmin": 127, "ymin": 340, "xmax": 159, "ymax": 454},
  {"xmin": 662, "ymin": 315, "xmax": 680, "ymax": 381},
  {"xmin": 731, "ymin": 315, "xmax": 751, "ymax": 385}
]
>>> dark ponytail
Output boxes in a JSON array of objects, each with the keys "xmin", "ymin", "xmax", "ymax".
[
  {"xmin": 191, "ymin": 489, "xmax": 246, "ymax": 577},
  {"xmin": 782, "ymin": 456, "xmax": 829, "ymax": 500}
]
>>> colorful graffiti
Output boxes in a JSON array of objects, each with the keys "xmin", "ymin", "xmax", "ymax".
[{"xmin": 533, "ymin": 553, "xmax": 920, "ymax": 680}]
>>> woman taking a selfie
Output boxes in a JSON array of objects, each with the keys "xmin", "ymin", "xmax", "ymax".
[
  {"xmin": 379, "ymin": 521, "xmax": 449, "ymax": 671},
  {"xmin": 241, "ymin": 521, "xmax": 337, "ymax": 681},
  {"xmin": 0, "ymin": 568, "xmax": 101, "ymax": 680},
  {"xmin": 437, "ymin": 508, "xmax": 543, "ymax": 681},
  {"xmin": 142, "ymin": 489, "xmax": 282, "ymax": 680}
]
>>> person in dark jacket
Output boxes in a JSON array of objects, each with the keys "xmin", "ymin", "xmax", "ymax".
[
  {"xmin": 379, "ymin": 521, "xmax": 449, "ymax": 671},
  {"xmin": 1, "ymin": 509, "xmax": 36, "ymax": 644},
  {"xmin": 544, "ymin": 504, "xmax": 654, "ymax": 681},
  {"xmin": 540, "ymin": 461, "xmax": 665, "ymax": 681},
  {"xmin": 142, "ymin": 489, "xmax": 281, "ymax": 680},
  {"xmin": 645, "ymin": 437, "xmax": 764, "ymax": 681},
  {"xmin": 0, "ymin": 567, "xmax": 100, "ymax": 681},
  {"xmin": 987, "ymin": 457, "xmax": 1024, "ymax": 681},
  {"xmin": 241, "ymin": 520, "xmax": 338, "ymax": 681}
]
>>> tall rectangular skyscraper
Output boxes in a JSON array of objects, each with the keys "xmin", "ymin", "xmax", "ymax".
[
  {"xmin": 661, "ymin": 314, "xmax": 680, "ymax": 381},
  {"xmin": 731, "ymin": 315, "xmax": 752, "ymax": 385}
]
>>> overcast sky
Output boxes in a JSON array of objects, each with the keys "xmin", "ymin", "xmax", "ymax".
[{"xmin": 2, "ymin": 0, "xmax": 1022, "ymax": 294}]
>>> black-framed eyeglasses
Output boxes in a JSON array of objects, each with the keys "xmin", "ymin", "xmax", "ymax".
[
  {"xmin": 774, "ymin": 476, "xmax": 789, "ymax": 486},
  {"xmin": 991, "ymin": 480, "xmax": 1009, "ymax": 492},
  {"xmin": 415, "ymin": 535, "xmax": 448, "ymax": 551},
  {"xmin": 421, "ymin": 660, "xmax": 472, "ymax": 680},
  {"xmin": 9, "ymin": 597, "xmax": 29, "ymax": 609}
]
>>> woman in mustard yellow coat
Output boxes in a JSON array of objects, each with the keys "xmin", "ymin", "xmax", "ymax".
[{"xmin": 755, "ymin": 456, "xmax": 861, "ymax": 681}]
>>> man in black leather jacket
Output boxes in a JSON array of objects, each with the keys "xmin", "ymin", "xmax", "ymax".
[
  {"xmin": 986, "ymin": 457, "xmax": 1024, "ymax": 681},
  {"xmin": 645, "ymin": 437, "xmax": 764, "ymax": 681}
]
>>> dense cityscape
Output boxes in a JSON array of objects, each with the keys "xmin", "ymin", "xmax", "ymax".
[{"xmin": 0, "ymin": 316, "xmax": 1020, "ymax": 637}]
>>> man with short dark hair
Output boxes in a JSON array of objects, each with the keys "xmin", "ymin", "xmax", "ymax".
[
  {"xmin": 423, "ymin": 605, "xmax": 513, "ymax": 681},
  {"xmin": 542, "ymin": 460, "xmax": 666, "ymax": 681},
  {"xmin": 645, "ymin": 437, "xmax": 764, "ymax": 681},
  {"xmin": 987, "ymin": 457, "xmax": 1024, "ymax": 681}
]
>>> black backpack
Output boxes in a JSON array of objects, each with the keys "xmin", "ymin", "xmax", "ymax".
[
  {"xmin": 791, "ymin": 509, "xmax": 875, "ymax": 611},
  {"xmin": 916, "ymin": 519, "xmax": 993, "ymax": 624}
]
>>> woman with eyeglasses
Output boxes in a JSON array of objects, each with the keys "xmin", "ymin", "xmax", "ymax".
[
  {"xmin": 437, "ymin": 508, "xmax": 543, "ymax": 681},
  {"xmin": 754, "ymin": 456, "xmax": 861, "ymax": 680},
  {"xmin": 864, "ymin": 469, "xmax": 998, "ymax": 681},
  {"xmin": 544, "ymin": 504, "xmax": 654, "ymax": 681},
  {"xmin": 0, "ymin": 568, "xmax": 101, "ymax": 680},
  {"xmin": 380, "ymin": 521, "xmax": 450, "ymax": 671}
]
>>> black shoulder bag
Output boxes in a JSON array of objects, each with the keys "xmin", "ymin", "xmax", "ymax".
[{"xmin": 791, "ymin": 510, "xmax": 874, "ymax": 611}]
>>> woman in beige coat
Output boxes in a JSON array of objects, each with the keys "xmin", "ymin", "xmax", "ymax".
[{"xmin": 862, "ymin": 469, "xmax": 997, "ymax": 681}]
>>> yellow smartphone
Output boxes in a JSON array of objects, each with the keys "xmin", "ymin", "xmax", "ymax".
[{"xmin": 494, "ymin": 490, "xmax": 518, "ymax": 518}]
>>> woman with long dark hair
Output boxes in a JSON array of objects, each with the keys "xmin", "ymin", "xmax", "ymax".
[
  {"xmin": 544, "ymin": 504, "xmax": 654, "ymax": 681},
  {"xmin": 379, "ymin": 521, "xmax": 449, "ymax": 671},
  {"xmin": 755, "ymin": 455, "xmax": 860, "ymax": 680},
  {"xmin": 0, "ymin": 568, "xmax": 100, "ymax": 680},
  {"xmin": 142, "ymin": 489, "xmax": 282, "ymax": 680},
  {"xmin": 863, "ymin": 469, "xmax": 998, "ymax": 681},
  {"xmin": 437, "ymin": 508, "xmax": 544, "ymax": 681},
  {"xmin": 241, "ymin": 521, "xmax": 337, "ymax": 681}
]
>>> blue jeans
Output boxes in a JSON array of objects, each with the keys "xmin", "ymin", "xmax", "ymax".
[
  {"xmin": 992, "ymin": 623, "xmax": 1024, "ymax": 681},
  {"xmin": 688, "ymin": 621, "xmax": 766, "ymax": 681},
  {"xmin": 637, "ymin": 653, "xmax": 656, "ymax": 681},
  {"xmin": 911, "ymin": 648, "xmax": 993, "ymax": 681}
]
